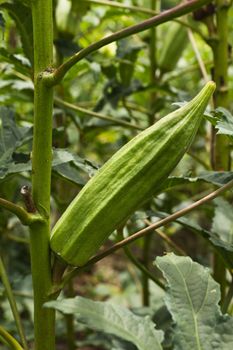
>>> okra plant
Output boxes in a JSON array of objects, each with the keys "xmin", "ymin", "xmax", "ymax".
[{"xmin": 0, "ymin": 0, "xmax": 233, "ymax": 350}]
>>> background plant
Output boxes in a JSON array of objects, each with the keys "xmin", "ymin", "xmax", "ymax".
[{"xmin": 0, "ymin": 0, "xmax": 233, "ymax": 349}]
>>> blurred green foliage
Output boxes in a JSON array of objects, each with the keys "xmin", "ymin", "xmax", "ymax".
[{"xmin": 0, "ymin": 0, "xmax": 233, "ymax": 349}]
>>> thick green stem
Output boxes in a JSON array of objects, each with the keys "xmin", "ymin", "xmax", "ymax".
[
  {"xmin": 30, "ymin": 1, "xmax": 55, "ymax": 350},
  {"xmin": 148, "ymin": 0, "xmax": 157, "ymax": 125},
  {"xmin": 212, "ymin": 0, "xmax": 230, "ymax": 171}
]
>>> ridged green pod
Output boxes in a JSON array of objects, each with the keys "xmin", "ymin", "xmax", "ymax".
[
  {"xmin": 159, "ymin": 22, "xmax": 188, "ymax": 73},
  {"xmin": 50, "ymin": 82, "xmax": 215, "ymax": 266}
]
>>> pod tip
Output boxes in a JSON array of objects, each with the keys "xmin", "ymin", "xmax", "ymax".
[{"xmin": 206, "ymin": 80, "xmax": 216, "ymax": 91}]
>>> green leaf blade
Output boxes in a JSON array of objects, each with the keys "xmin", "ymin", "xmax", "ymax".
[
  {"xmin": 155, "ymin": 253, "xmax": 233, "ymax": 350},
  {"xmin": 211, "ymin": 198, "xmax": 233, "ymax": 249},
  {"xmin": 46, "ymin": 296, "xmax": 164, "ymax": 350}
]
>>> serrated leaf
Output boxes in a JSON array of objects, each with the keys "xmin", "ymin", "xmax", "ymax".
[
  {"xmin": 159, "ymin": 171, "xmax": 233, "ymax": 193},
  {"xmin": 0, "ymin": 141, "xmax": 98, "ymax": 183},
  {"xmin": 197, "ymin": 171, "xmax": 233, "ymax": 185},
  {"xmin": 215, "ymin": 108, "xmax": 233, "ymax": 137},
  {"xmin": 52, "ymin": 149, "xmax": 97, "ymax": 186},
  {"xmin": 46, "ymin": 296, "xmax": 164, "ymax": 350},
  {"xmin": 52, "ymin": 148, "xmax": 98, "ymax": 177},
  {"xmin": 207, "ymin": 107, "xmax": 233, "ymax": 139},
  {"xmin": 155, "ymin": 253, "xmax": 233, "ymax": 350}
]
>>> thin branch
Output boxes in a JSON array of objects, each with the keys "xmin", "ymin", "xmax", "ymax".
[
  {"xmin": 0, "ymin": 325, "xmax": 24, "ymax": 350},
  {"xmin": 121, "ymin": 101, "xmax": 150, "ymax": 116},
  {"xmin": 124, "ymin": 244, "xmax": 165, "ymax": 290},
  {"xmin": 187, "ymin": 29, "xmax": 210, "ymax": 83},
  {"xmin": 48, "ymin": 0, "xmax": 212, "ymax": 85},
  {"xmin": 0, "ymin": 256, "xmax": 28, "ymax": 350},
  {"xmin": 60, "ymin": 179, "xmax": 233, "ymax": 288},
  {"xmin": 82, "ymin": 0, "xmax": 207, "ymax": 40},
  {"xmin": 117, "ymin": 227, "xmax": 165, "ymax": 290},
  {"xmin": 0, "ymin": 197, "xmax": 43, "ymax": 226},
  {"xmin": 81, "ymin": 0, "xmax": 156, "ymax": 15},
  {"xmin": 187, "ymin": 28, "xmax": 215, "ymax": 110},
  {"xmin": 6, "ymin": 234, "xmax": 29, "ymax": 244},
  {"xmin": 163, "ymin": 59, "xmax": 213, "ymax": 83},
  {"xmin": 222, "ymin": 273, "xmax": 233, "ymax": 314},
  {"xmin": 55, "ymin": 97, "xmax": 143, "ymax": 130},
  {"xmin": 175, "ymin": 19, "xmax": 207, "ymax": 41},
  {"xmin": 187, "ymin": 151, "xmax": 211, "ymax": 170},
  {"xmin": 144, "ymin": 220, "xmax": 186, "ymax": 256}
]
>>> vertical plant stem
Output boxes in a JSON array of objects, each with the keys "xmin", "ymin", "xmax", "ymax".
[
  {"xmin": 148, "ymin": 0, "xmax": 157, "ymax": 125},
  {"xmin": 123, "ymin": 245, "xmax": 165, "ymax": 289},
  {"xmin": 30, "ymin": 1, "xmax": 55, "ymax": 349},
  {"xmin": 210, "ymin": 0, "xmax": 230, "ymax": 300},
  {"xmin": 0, "ymin": 256, "xmax": 28, "ymax": 350},
  {"xmin": 212, "ymin": 0, "xmax": 230, "ymax": 170},
  {"xmin": 65, "ymin": 281, "xmax": 76, "ymax": 350},
  {"xmin": 142, "ymin": 233, "xmax": 153, "ymax": 306},
  {"xmin": 222, "ymin": 274, "xmax": 233, "ymax": 314},
  {"xmin": 187, "ymin": 29, "xmax": 209, "ymax": 83},
  {"xmin": 142, "ymin": 0, "xmax": 160, "ymax": 305},
  {"xmin": 149, "ymin": 0, "xmax": 157, "ymax": 115}
]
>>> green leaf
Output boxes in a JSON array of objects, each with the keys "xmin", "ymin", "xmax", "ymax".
[
  {"xmin": 0, "ymin": 106, "xmax": 31, "ymax": 156},
  {"xmin": 211, "ymin": 198, "xmax": 233, "ymax": 252},
  {"xmin": 156, "ymin": 253, "xmax": 233, "ymax": 350},
  {"xmin": 153, "ymin": 211, "xmax": 233, "ymax": 268},
  {"xmin": 197, "ymin": 171, "xmax": 233, "ymax": 185},
  {"xmin": 117, "ymin": 38, "xmax": 143, "ymax": 87},
  {"xmin": 215, "ymin": 108, "xmax": 233, "ymax": 138},
  {"xmin": 52, "ymin": 148, "xmax": 97, "ymax": 186},
  {"xmin": 53, "ymin": 163, "xmax": 86, "ymax": 186},
  {"xmin": 52, "ymin": 149, "xmax": 97, "ymax": 172},
  {"xmin": 206, "ymin": 107, "xmax": 233, "ymax": 140},
  {"xmin": 0, "ymin": 1, "xmax": 33, "ymax": 64},
  {"xmin": 0, "ymin": 107, "xmax": 32, "ymax": 179},
  {"xmin": 46, "ymin": 296, "xmax": 164, "ymax": 350},
  {"xmin": 158, "ymin": 22, "xmax": 188, "ymax": 73},
  {"xmin": 0, "ymin": 48, "xmax": 31, "ymax": 75},
  {"xmin": 159, "ymin": 171, "xmax": 233, "ymax": 193},
  {"xmin": 0, "ymin": 137, "xmax": 98, "ymax": 183}
]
